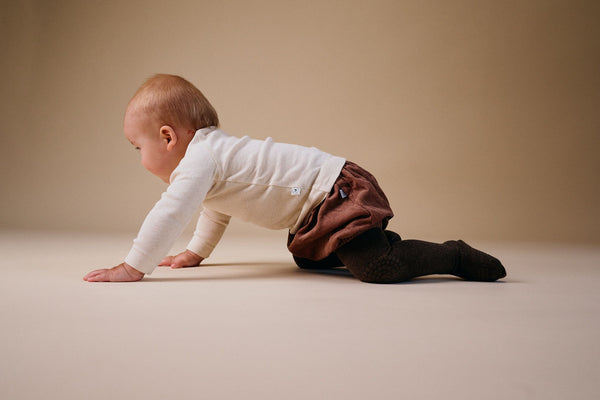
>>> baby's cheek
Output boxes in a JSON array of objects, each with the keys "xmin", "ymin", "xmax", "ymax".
[
  {"xmin": 140, "ymin": 156, "xmax": 154, "ymax": 173},
  {"xmin": 141, "ymin": 158, "xmax": 165, "ymax": 179}
]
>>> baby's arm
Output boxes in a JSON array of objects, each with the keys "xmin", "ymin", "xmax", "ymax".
[
  {"xmin": 159, "ymin": 249, "xmax": 204, "ymax": 268},
  {"xmin": 83, "ymin": 262, "xmax": 144, "ymax": 282},
  {"xmin": 158, "ymin": 208, "xmax": 229, "ymax": 269}
]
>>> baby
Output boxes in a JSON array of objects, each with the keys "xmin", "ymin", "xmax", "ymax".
[{"xmin": 84, "ymin": 74, "xmax": 506, "ymax": 283}]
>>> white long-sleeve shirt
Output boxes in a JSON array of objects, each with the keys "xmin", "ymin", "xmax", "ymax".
[{"xmin": 124, "ymin": 127, "xmax": 346, "ymax": 274}]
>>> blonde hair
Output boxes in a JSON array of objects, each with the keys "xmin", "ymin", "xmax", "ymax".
[{"xmin": 128, "ymin": 74, "xmax": 219, "ymax": 130}]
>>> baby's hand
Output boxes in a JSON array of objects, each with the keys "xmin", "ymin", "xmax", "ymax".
[
  {"xmin": 159, "ymin": 250, "xmax": 204, "ymax": 268},
  {"xmin": 83, "ymin": 262, "xmax": 144, "ymax": 282}
]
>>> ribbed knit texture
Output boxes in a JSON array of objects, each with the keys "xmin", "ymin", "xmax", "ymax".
[{"xmin": 336, "ymin": 228, "xmax": 506, "ymax": 283}]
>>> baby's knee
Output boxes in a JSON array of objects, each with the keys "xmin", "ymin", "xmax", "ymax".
[
  {"xmin": 348, "ymin": 259, "xmax": 412, "ymax": 284},
  {"xmin": 293, "ymin": 254, "xmax": 343, "ymax": 270}
]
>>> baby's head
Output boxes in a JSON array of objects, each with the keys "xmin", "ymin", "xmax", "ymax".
[
  {"xmin": 126, "ymin": 74, "xmax": 219, "ymax": 132},
  {"xmin": 124, "ymin": 74, "xmax": 219, "ymax": 182}
]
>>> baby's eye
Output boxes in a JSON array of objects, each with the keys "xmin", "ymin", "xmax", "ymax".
[{"xmin": 135, "ymin": 147, "xmax": 140, "ymax": 151}]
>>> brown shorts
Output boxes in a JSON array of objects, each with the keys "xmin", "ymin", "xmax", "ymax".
[{"xmin": 287, "ymin": 161, "xmax": 394, "ymax": 260}]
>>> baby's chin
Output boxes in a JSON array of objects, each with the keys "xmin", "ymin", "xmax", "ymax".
[{"xmin": 151, "ymin": 173, "xmax": 170, "ymax": 184}]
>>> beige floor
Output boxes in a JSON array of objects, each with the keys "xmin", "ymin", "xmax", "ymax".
[{"xmin": 1, "ymin": 229, "xmax": 599, "ymax": 400}]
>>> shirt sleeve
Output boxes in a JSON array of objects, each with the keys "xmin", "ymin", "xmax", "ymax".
[
  {"xmin": 187, "ymin": 208, "xmax": 231, "ymax": 258},
  {"xmin": 124, "ymin": 148, "xmax": 216, "ymax": 275}
]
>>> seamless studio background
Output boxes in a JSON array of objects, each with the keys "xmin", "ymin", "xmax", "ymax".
[
  {"xmin": 2, "ymin": 4, "xmax": 600, "ymax": 399},
  {"xmin": 1, "ymin": 0, "xmax": 599, "ymax": 244}
]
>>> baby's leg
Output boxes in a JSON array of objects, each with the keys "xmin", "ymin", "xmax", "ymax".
[
  {"xmin": 335, "ymin": 228, "xmax": 506, "ymax": 283},
  {"xmin": 293, "ymin": 253, "xmax": 344, "ymax": 270}
]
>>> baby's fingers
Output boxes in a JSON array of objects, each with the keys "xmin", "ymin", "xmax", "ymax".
[
  {"xmin": 170, "ymin": 257, "xmax": 187, "ymax": 268},
  {"xmin": 171, "ymin": 252, "xmax": 202, "ymax": 268},
  {"xmin": 159, "ymin": 256, "xmax": 174, "ymax": 266},
  {"xmin": 83, "ymin": 269, "xmax": 110, "ymax": 282}
]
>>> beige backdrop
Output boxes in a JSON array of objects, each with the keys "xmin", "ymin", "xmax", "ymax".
[{"xmin": 1, "ymin": 0, "xmax": 599, "ymax": 243}]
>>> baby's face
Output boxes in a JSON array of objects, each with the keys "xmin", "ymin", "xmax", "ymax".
[{"xmin": 123, "ymin": 111, "xmax": 184, "ymax": 183}]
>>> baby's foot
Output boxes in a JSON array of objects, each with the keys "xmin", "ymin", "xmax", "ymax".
[{"xmin": 445, "ymin": 240, "xmax": 506, "ymax": 281}]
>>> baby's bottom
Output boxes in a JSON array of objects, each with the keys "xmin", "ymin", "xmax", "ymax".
[{"xmin": 293, "ymin": 228, "xmax": 506, "ymax": 283}]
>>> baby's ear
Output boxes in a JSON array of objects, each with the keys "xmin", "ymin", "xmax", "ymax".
[{"xmin": 159, "ymin": 125, "xmax": 177, "ymax": 150}]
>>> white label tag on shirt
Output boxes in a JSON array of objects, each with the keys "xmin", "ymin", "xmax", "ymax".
[{"xmin": 291, "ymin": 187, "xmax": 302, "ymax": 196}]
